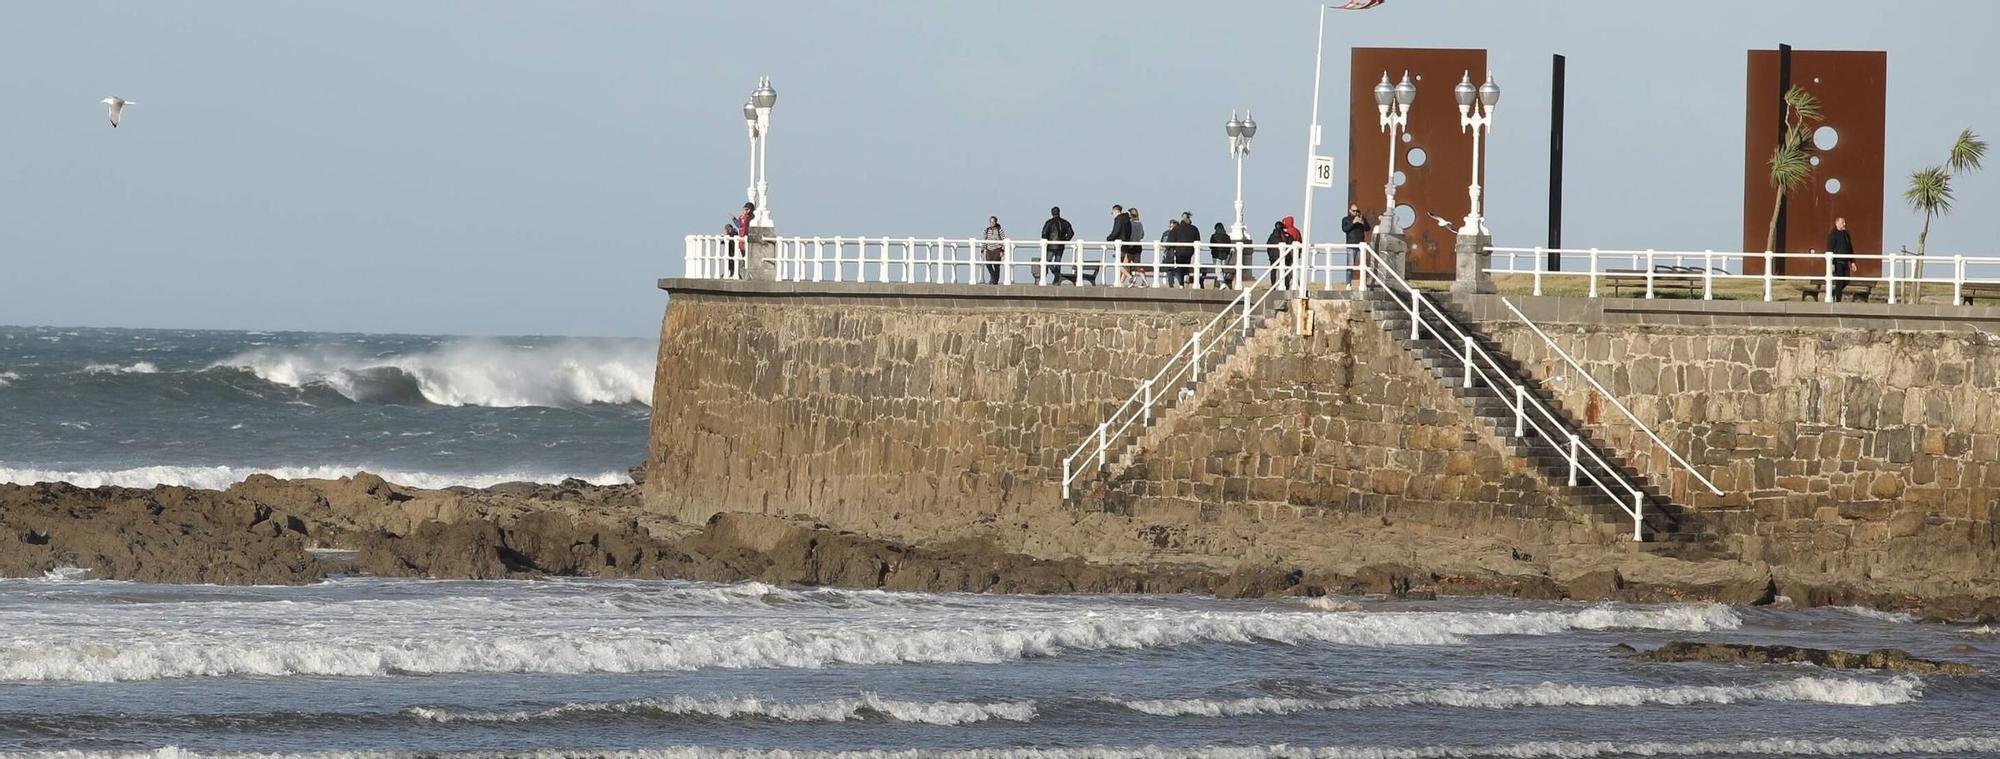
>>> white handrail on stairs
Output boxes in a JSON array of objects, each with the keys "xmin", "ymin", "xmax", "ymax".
[
  {"xmin": 1365, "ymin": 246, "xmax": 1652, "ymax": 540},
  {"xmin": 1061, "ymin": 262, "xmax": 1291, "ymax": 499},
  {"xmin": 1497, "ymin": 297, "xmax": 1725, "ymax": 497}
]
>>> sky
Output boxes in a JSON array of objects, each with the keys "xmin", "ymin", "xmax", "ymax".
[{"xmin": 3, "ymin": 0, "xmax": 1996, "ymax": 337}]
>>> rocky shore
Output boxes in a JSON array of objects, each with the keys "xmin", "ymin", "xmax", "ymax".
[{"xmin": 4, "ymin": 473, "xmax": 1999, "ymax": 622}]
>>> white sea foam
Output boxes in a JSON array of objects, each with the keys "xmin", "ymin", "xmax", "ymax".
[
  {"xmin": 0, "ymin": 464, "xmax": 630, "ymax": 490},
  {"xmin": 82, "ymin": 361, "xmax": 159, "ymax": 375},
  {"xmin": 40, "ymin": 567, "xmax": 92, "ymax": 582},
  {"xmin": 215, "ymin": 338, "xmax": 655, "ymax": 408},
  {"xmin": 1835, "ymin": 605, "xmax": 1919, "ymax": 623},
  {"xmin": 0, "ymin": 371, "xmax": 18, "ymax": 387},
  {"xmin": 406, "ymin": 694, "xmax": 1035, "ymax": 726},
  {"xmin": 11, "ymin": 736, "xmax": 2000, "ymax": 759},
  {"xmin": 0, "ymin": 601, "xmax": 1739, "ymax": 683},
  {"xmin": 1961, "ymin": 624, "xmax": 2000, "ymax": 636},
  {"xmin": 1113, "ymin": 676, "xmax": 1921, "ymax": 716}
]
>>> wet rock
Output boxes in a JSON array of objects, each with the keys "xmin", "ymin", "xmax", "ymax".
[
  {"xmin": 1607, "ymin": 643, "xmax": 1637, "ymax": 655},
  {"xmin": 1634, "ymin": 641, "xmax": 1979, "ymax": 675}
]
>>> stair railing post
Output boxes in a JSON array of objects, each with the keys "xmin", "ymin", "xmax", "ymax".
[
  {"xmin": 1702, "ymin": 250, "xmax": 1714, "ymax": 300},
  {"xmin": 1763, "ymin": 250, "xmax": 1774, "ymax": 302},
  {"xmin": 1191, "ymin": 329, "xmax": 1203, "ymax": 382},
  {"xmin": 1631, "ymin": 490, "xmax": 1644, "ymax": 541},
  {"xmin": 1532, "ymin": 246, "xmax": 1545, "ymax": 297},
  {"xmin": 1587, "ymin": 248, "xmax": 1600, "ymax": 298},
  {"xmin": 1241, "ymin": 290, "xmax": 1252, "ymax": 336},
  {"xmin": 1409, "ymin": 290, "xmax": 1423, "ymax": 341},
  {"xmin": 1097, "ymin": 422, "xmax": 1107, "ymax": 469},
  {"xmin": 1461, "ymin": 334, "xmax": 1474, "ymax": 388},
  {"xmin": 1514, "ymin": 384, "xmax": 1526, "ymax": 438},
  {"xmin": 1143, "ymin": 383, "xmax": 1153, "ymax": 423},
  {"xmin": 1568, "ymin": 433, "xmax": 1580, "ymax": 486}
]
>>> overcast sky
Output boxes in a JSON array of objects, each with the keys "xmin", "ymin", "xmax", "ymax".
[{"xmin": 3, "ymin": 1, "xmax": 1993, "ymax": 337}]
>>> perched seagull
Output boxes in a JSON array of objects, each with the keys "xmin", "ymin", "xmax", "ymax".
[
  {"xmin": 100, "ymin": 96, "xmax": 134, "ymax": 128},
  {"xmin": 1427, "ymin": 212, "xmax": 1459, "ymax": 235}
]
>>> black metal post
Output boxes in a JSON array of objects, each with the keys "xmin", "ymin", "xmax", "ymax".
[{"xmin": 1548, "ymin": 54, "xmax": 1565, "ymax": 271}]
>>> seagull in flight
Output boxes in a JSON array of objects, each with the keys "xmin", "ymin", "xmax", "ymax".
[
  {"xmin": 1427, "ymin": 212, "xmax": 1459, "ymax": 235},
  {"xmin": 100, "ymin": 96, "xmax": 135, "ymax": 128}
]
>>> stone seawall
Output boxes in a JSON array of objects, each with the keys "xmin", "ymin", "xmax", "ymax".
[{"xmin": 648, "ymin": 280, "xmax": 2000, "ymax": 611}]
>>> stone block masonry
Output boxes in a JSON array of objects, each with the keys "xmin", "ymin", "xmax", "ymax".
[{"xmin": 648, "ymin": 280, "xmax": 2000, "ymax": 609}]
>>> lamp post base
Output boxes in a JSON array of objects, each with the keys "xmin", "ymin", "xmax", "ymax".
[
  {"xmin": 1450, "ymin": 232, "xmax": 1496, "ymax": 295},
  {"xmin": 743, "ymin": 225, "xmax": 779, "ymax": 282},
  {"xmin": 1364, "ymin": 231, "xmax": 1409, "ymax": 300}
]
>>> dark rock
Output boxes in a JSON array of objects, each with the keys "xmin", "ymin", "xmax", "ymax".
[
  {"xmin": 1566, "ymin": 569, "xmax": 1625, "ymax": 600},
  {"xmin": 1607, "ymin": 643, "xmax": 1637, "ymax": 655},
  {"xmin": 1634, "ymin": 641, "xmax": 1979, "ymax": 675}
]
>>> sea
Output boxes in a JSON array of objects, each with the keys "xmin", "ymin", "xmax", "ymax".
[
  {"xmin": 1, "ymin": 577, "xmax": 1998, "ymax": 758},
  {"xmin": 7, "ymin": 327, "xmax": 2000, "ymax": 758},
  {"xmin": 0, "ymin": 326, "xmax": 655, "ymax": 489}
]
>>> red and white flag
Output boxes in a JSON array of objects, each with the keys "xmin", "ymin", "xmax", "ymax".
[{"xmin": 1335, "ymin": 0, "xmax": 1385, "ymax": 9}]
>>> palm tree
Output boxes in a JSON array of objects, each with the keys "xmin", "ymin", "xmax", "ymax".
[
  {"xmin": 1904, "ymin": 129, "xmax": 1986, "ymax": 300},
  {"xmin": 1763, "ymin": 87, "xmax": 1823, "ymax": 261}
]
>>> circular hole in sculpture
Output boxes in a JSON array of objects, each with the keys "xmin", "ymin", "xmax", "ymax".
[
  {"xmin": 1813, "ymin": 125, "xmax": 1839, "ymax": 151},
  {"xmin": 1393, "ymin": 204, "xmax": 1416, "ymax": 230},
  {"xmin": 1407, "ymin": 147, "xmax": 1428, "ymax": 167},
  {"xmin": 1392, "ymin": 170, "xmax": 1407, "ymax": 187},
  {"xmin": 1401, "ymin": 132, "xmax": 1414, "ymax": 144},
  {"xmin": 1809, "ymin": 155, "xmax": 1822, "ymax": 167},
  {"xmin": 1825, "ymin": 178, "xmax": 1842, "ymax": 194}
]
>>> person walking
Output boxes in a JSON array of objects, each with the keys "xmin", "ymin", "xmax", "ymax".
[
  {"xmin": 1174, "ymin": 211, "xmax": 1202, "ymax": 287},
  {"xmin": 1827, "ymin": 217, "xmax": 1855, "ymax": 301},
  {"xmin": 1104, "ymin": 204, "xmax": 1131, "ymax": 287},
  {"xmin": 1267, "ymin": 219, "xmax": 1295, "ymax": 290},
  {"xmin": 983, "ymin": 216, "xmax": 1007, "ymax": 285},
  {"xmin": 1040, "ymin": 206, "xmax": 1075, "ymax": 284},
  {"xmin": 1209, "ymin": 222, "xmax": 1236, "ymax": 288},
  {"xmin": 1160, "ymin": 219, "xmax": 1183, "ymax": 287},
  {"xmin": 1124, "ymin": 208, "xmax": 1146, "ymax": 286}
]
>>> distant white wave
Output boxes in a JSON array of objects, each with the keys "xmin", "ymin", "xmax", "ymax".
[
  {"xmin": 40, "ymin": 567, "xmax": 92, "ymax": 582},
  {"xmin": 0, "ymin": 603, "xmax": 1738, "ymax": 683},
  {"xmin": 407, "ymin": 694, "xmax": 1035, "ymax": 726},
  {"xmin": 82, "ymin": 361, "xmax": 159, "ymax": 375},
  {"xmin": 215, "ymin": 338, "xmax": 655, "ymax": 408},
  {"xmin": 12, "ymin": 735, "xmax": 2000, "ymax": 759},
  {"xmin": 1113, "ymin": 676, "xmax": 1921, "ymax": 716},
  {"xmin": 0, "ymin": 464, "xmax": 629, "ymax": 490},
  {"xmin": 0, "ymin": 371, "xmax": 18, "ymax": 387}
]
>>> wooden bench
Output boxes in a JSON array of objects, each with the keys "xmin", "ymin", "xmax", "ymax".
[
  {"xmin": 1798, "ymin": 281, "xmax": 1875, "ymax": 302},
  {"xmin": 1604, "ymin": 266, "xmax": 1704, "ymax": 297},
  {"xmin": 1962, "ymin": 282, "xmax": 2000, "ymax": 305}
]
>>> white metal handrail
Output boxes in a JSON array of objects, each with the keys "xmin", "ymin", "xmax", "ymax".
[
  {"xmin": 1060, "ymin": 261, "xmax": 1292, "ymax": 499},
  {"xmin": 1485, "ymin": 246, "xmax": 2000, "ymax": 304},
  {"xmin": 1498, "ymin": 296, "xmax": 1723, "ymax": 498},
  {"xmin": 1366, "ymin": 247, "xmax": 1651, "ymax": 540},
  {"xmin": 683, "ymin": 234, "xmax": 1362, "ymax": 292}
]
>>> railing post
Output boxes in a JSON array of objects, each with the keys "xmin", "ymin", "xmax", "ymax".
[
  {"xmin": 1823, "ymin": 248, "xmax": 1835, "ymax": 303},
  {"xmin": 1587, "ymin": 248, "xmax": 1600, "ymax": 298},
  {"xmin": 1887, "ymin": 250, "xmax": 1899, "ymax": 304},
  {"xmin": 1702, "ymin": 250, "xmax": 1714, "ymax": 300},
  {"xmin": 1644, "ymin": 249, "xmax": 1656, "ymax": 299},
  {"xmin": 1143, "ymin": 383, "xmax": 1153, "ymax": 423},
  {"xmin": 1514, "ymin": 385, "xmax": 1526, "ymax": 438},
  {"xmin": 1241, "ymin": 289, "xmax": 1252, "ymax": 336},
  {"xmin": 1097, "ymin": 423, "xmax": 1107, "ymax": 469},
  {"xmin": 1193, "ymin": 243, "xmax": 1205, "ymax": 289},
  {"xmin": 1409, "ymin": 290, "xmax": 1423, "ymax": 341},
  {"xmin": 1062, "ymin": 459, "xmax": 1071, "ymax": 500},
  {"xmin": 1190, "ymin": 330, "xmax": 1203, "ymax": 382},
  {"xmin": 906, "ymin": 238, "xmax": 917, "ymax": 284},
  {"xmin": 1955, "ymin": 255, "xmax": 1966, "ymax": 305},
  {"xmin": 1002, "ymin": 239, "xmax": 1015, "ymax": 286},
  {"xmin": 1631, "ymin": 490, "xmax": 1644, "ymax": 542},
  {"xmin": 1151, "ymin": 241, "xmax": 1162, "ymax": 287},
  {"xmin": 1532, "ymin": 246, "xmax": 1545, "ymax": 297},
  {"xmin": 1462, "ymin": 334, "xmax": 1474, "ymax": 388},
  {"xmin": 1567, "ymin": 433, "xmax": 1580, "ymax": 486},
  {"xmin": 1763, "ymin": 250, "xmax": 1774, "ymax": 302}
]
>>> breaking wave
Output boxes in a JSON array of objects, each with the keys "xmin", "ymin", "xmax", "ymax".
[
  {"xmin": 82, "ymin": 361, "xmax": 160, "ymax": 375},
  {"xmin": 0, "ymin": 371, "xmax": 18, "ymax": 387},
  {"xmin": 0, "ymin": 604, "xmax": 1738, "ymax": 683},
  {"xmin": 406, "ymin": 694, "xmax": 1035, "ymax": 726},
  {"xmin": 213, "ymin": 338, "xmax": 655, "ymax": 408},
  {"xmin": 1112, "ymin": 676, "xmax": 1921, "ymax": 716},
  {"xmin": 1835, "ymin": 606, "xmax": 1918, "ymax": 623},
  {"xmin": 11, "ymin": 736, "xmax": 2000, "ymax": 759},
  {"xmin": 0, "ymin": 464, "xmax": 629, "ymax": 490}
]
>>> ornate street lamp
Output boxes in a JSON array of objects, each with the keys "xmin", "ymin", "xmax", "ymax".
[
  {"xmin": 748, "ymin": 77, "xmax": 777, "ymax": 227},
  {"xmin": 742, "ymin": 100, "xmax": 759, "ymax": 207},
  {"xmin": 1226, "ymin": 110, "xmax": 1257, "ymax": 242},
  {"xmin": 1376, "ymin": 71, "xmax": 1416, "ymax": 234},
  {"xmin": 1456, "ymin": 71, "xmax": 1500, "ymax": 236}
]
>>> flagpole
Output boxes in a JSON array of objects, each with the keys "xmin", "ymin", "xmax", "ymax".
[{"xmin": 1299, "ymin": 2, "xmax": 1328, "ymax": 297}]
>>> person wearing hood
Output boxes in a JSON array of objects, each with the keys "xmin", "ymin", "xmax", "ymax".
[
  {"xmin": 1123, "ymin": 208, "xmax": 1146, "ymax": 286},
  {"xmin": 1267, "ymin": 219, "xmax": 1296, "ymax": 290}
]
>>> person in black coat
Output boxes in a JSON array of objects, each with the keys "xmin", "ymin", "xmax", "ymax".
[
  {"xmin": 1827, "ymin": 217, "xmax": 1855, "ymax": 301},
  {"xmin": 1041, "ymin": 207, "xmax": 1075, "ymax": 284},
  {"xmin": 1267, "ymin": 220, "xmax": 1295, "ymax": 290},
  {"xmin": 1104, "ymin": 205, "xmax": 1130, "ymax": 286},
  {"xmin": 1209, "ymin": 223, "xmax": 1236, "ymax": 287}
]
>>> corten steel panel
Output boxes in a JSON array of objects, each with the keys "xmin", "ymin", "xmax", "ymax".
[
  {"xmin": 1741, "ymin": 50, "xmax": 1886, "ymax": 277},
  {"xmin": 1348, "ymin": 48, "xmax": 1487, "ymax": 280}
]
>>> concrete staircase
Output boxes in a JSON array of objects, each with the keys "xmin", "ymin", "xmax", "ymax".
[
  {"xmin": 1070, "ymin": 303, "xmax": 1289, "ymax": 492},
  {"xmin": 1362, "ymin": 289, "xmax": 1716, "ymax": 545}
]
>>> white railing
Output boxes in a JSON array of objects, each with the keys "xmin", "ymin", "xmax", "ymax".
[
  {"xmin": 1368, "ymin": 247, "xmax": 1652, "ymax": 540},
  {"xmin": 1498, "ymin": 297, "xmax": 1724, "ymax": 501},
  {"xmin": 1060, "ymin": 261, "xmax": 1293, "ymax": 499},
  {"xmin": 684, "ymin": 234, "xmax": 1363, "ymax": 292},
  {"xmin": 1485, "ymin": 247, "xmax": 2000, "ymax": 304}
]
